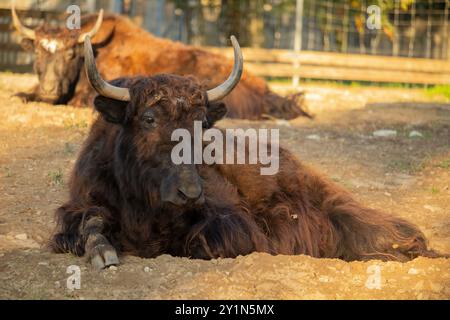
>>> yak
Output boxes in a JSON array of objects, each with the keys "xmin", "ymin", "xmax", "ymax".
[
  {"xmin": 11, "ymin": 4, "xmax": 308, "ymax": 120},
  {"xmin": 50, "ymin": 35, "xmax": 443, "ymax": 269}
]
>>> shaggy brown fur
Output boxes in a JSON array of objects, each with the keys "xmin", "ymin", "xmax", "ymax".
[
  {"xmin": 16, "ymin": 13, "xmax": 309, "ymax": 120},
  {"xmin": 50, "ymin": 74, "xmax": 443, "ymax": 267}
]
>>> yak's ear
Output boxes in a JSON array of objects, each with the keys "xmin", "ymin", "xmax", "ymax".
[
  {"xmin": 20, "ymin": 38, "xmax": 35, "ymax": 52},
  {"xmin": 206, "ymin": 101, "xmax": 227, "ymax": 126},
  {"xmin": 94, "ymin": 96, "xmax": 128, "ymax": 124}
]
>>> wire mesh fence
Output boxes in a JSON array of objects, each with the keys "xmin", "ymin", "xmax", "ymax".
[
  {"xmin": 300, "ymin": 0, "xmax": 450, "ymax": 59},
  {"xmin": 141, "ymin": 0, "xmax": 449, "ymax": 59}
]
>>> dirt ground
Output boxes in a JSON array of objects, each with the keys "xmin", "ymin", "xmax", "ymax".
[{"xmin": 0, "ymin": 72, "xmax": 449, "ymax": 299}]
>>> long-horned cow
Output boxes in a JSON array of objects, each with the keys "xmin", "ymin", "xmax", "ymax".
[
  {"xmin": 50, "ymin": 35, "xmax": 444, "ymax": 269},
  {"xmin": 11, "ymin": 4, "xmax": 308, "ymax": 120}
]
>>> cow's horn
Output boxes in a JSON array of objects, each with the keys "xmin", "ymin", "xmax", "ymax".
[
  {"xmin": 84, "ymin": 36, "xmax": 130, "ymax": 101},
  {"xmin": 206, "ymin": 35, "xmax": 243, "ymax": 102},
  {"xmin": 11, "ymin": 0, "xmax": 36, "ymax": 40},
  {"xmin": 78, "ymin": 9, "xmax": 104, "ymax": 43}
]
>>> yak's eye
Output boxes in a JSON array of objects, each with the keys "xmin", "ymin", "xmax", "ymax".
[
  {"xmin": 202, "ymin": 117, "xmax": 209, "ymax": 128},
  {"xmin": 143, "ymin": 116, "xmax": 154, "ymax": 125},
  {"xmin": 141, "ymin": 112, "xmax": 156, "ymax": 128}
]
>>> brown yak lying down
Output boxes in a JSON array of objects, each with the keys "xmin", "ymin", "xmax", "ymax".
[
  {"xmin": 12, "ymin": 7, "xmax": 309, "ymax": 119},
  {"xmin": 49, "ymin": 36, "xmax": 444, "ymax": 269}
]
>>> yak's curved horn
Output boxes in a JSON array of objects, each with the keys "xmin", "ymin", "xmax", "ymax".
[
  {"xmin": 84, "ymin": 36, "xmax": 130, "ymax": 101},
  {"xmin": 11, "ymin": 0, "xmax": 36, "ymax": 40},
  {"xmin": 78, "ymin": 9, "xmax": 104, "ymax": 43},
  {"xmin": 206, "ymin": 35, "xmax": 243, "ymax": 102}
]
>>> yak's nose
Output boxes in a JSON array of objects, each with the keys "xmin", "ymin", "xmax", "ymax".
[
  {"xmin": 177, "ymin": 184, "xmax": 204, "ymax": 204},
  {"xmin": 40, "ymin": 82, "xmax": 59, "ymax": 99},
  {"xmin": 160, "ymin": 165, "xmax": 205, "ymax": 206},
  {"xmin": 42, "ymin": 82, "xmax": 56, "ymax": 93}
]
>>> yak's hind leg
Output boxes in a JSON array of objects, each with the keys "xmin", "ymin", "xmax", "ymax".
[
  {"xmin": 324, "ymin": 194, "xmax": 440, "ymax": 261},
  {"xmin": 50, "ymin": 204, "xmax": 119, "ymax": 269}
]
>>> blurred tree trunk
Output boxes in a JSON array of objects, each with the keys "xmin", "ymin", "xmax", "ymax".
[
  {"xmin": 221, "ymin": 0, "xmax": 243, "ymax": 45},
  {"xmin": 248, "ymin": 1, "xmax": 264, "ymax": 47}
]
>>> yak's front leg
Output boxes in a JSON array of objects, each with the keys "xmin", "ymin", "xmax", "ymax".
[
  {"xmin": 51, "ymin": 205, "xmax": 119, "ymax": 269},
  {"xmin": 13, "ymin": 90, "xmax": 38, "ymax": 103},
  {"xmin": 83, "ymin": 216, "xmax": 119, "ymax": 269},
  {"xmin": 12, "ymin": 83, "xmax": 43, "ymax": 103}
]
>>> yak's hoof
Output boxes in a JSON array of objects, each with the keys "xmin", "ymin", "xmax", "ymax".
[{"xmin": 89, "ymin": 244, "xmax": 119, "ymax": 270}]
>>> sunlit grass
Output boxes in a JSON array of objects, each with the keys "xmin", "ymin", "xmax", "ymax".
[
  {"xmin": 426, "ymin": 85, "xmax": 450, "ymax": 101},
  {"xmin": 437, "ymin": 158, "xmax": 450, "ymax": 169},
  {"xmin": 431, "ymin": 186, "xmax": 440, "ymax": 194},
  {"xmin": 48, "ymin": 169, "xmax": 64, "ymax": 186},
  {"xmin": 64, "ymin": 142, "xmax": 75, "ymax": 155}
]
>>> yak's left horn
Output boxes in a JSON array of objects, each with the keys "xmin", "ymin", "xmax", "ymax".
[
  {"xmin": 78, "ymin": 9, "xmax": 104, "ymax": 43},
  {"xmin": 11, "ymin": 0, "xmax": 36, "ymax": 40},
  {"xmin": 206, "ymin": 35, "xmax": 243, "ymax": 102},
  {"xmin": 84, "ymin": 36, "xmax": 130, "ymax": 101}
]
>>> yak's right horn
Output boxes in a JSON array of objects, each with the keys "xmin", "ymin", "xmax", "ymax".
[
  {"xmin": 84, "ymin": 36, "xmax": 130, "ymax": 101},
  {"xmin": 11, "ymin": 0, "xmax": 36, "ymax": 40}
]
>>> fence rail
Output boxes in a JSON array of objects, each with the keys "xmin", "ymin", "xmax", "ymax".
[{"xmin": 206, "ymin": 47, "xmax": 450, "ymax": 85}]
